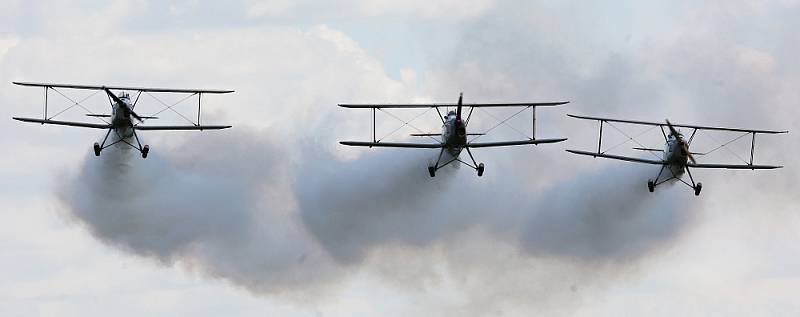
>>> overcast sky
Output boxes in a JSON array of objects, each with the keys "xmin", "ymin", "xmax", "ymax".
[{"xmin": 1, "ymin": 1, "xmax": 799, "ymax": 316}]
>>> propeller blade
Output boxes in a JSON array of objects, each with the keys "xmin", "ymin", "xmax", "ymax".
[
  {"xmin": 665, "ymin": 119, "xmax": 680, "ymax": 137},
  {"xmin": 456, "ymin": 92, "xmax": 463, "ymax": 119},
  {"xmin": 104, "ymin": 88, "xmax": 143, "ymax": 122},
  {"xmin": 104, "ymin": 88, "xmax": 126, "ymax": 106},
  {"xmin": 129, "ymin": 109, "xmax": 144, "ymax": 122}
]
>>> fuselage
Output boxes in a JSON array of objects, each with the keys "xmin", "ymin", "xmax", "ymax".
[
  {"xmin": 663, "ymin": 134, "xmax": 689, "ymax": 176},
  {"xmin": 441, "ymin": 110, "xmax": 467, "ymax": 156},
  {"xmin": 110, "ymin": 94, "xmax": 134, "ymax": 138}
]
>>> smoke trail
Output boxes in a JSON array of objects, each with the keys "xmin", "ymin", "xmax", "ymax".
[
  {"xmin": 520, "ymin": 163, "xmax": 694, "ymax": 262},
  {"xmin": 296, "ymin": 147, "xmax": 460, "ymax": 264},
  {"xmin": 58, "ymin": 131, "xmax": 343, "ymax": 296}
]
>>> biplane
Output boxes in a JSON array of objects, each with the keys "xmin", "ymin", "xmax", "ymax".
[
  {"xmin": 12, "ymin": 82, "xmax": 233, "ymax": 158},
  {"xmin": 339, "ymin": 93, "xmax": 568, "ymax": 177},
  {"xmin": 566, "ymin": 114, "xmax": 788, "ymax": 195}
]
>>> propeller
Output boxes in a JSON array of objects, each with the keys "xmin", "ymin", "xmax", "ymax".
[
  {"xmin": 666, "ymin": 119, "xmax": 696, "ymax": 164},
  {"xmin": 104, "ymin": 88, "xmax": 143, "ymax": 122},
  {"xmin": 456, "ymin": 92, "xmax": 463, "ymax": 120}
]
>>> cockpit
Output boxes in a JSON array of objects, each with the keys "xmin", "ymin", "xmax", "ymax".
[
  {"xmin": 446, "ymin": 110, "xmax": 456, "ymax": 120},
  {"xmin": 119, "ymin": 92, "xmax": 130, "ymax": 101}
]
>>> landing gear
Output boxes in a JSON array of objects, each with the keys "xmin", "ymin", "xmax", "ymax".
[
  {"xmin": 694, "ymin": 182, "xmax": 702, "ymax": 196},
  {"xmin": 141, "ymin": 145, "xmax": 150, "ymax": 158},
  {"xmin": 428, "ymin": 166, "xmax": 436, "ymax": 177},
  {"xmin": 477, "ymin": 163, "xmax": 485, "ymax": 177},
  {"xmin": 647, "ymin": 179, "xmax": 655, "ymax": 192},
  {"xmin": 93, "ymin": 142, "xmax": 101, "ymax": 156}
]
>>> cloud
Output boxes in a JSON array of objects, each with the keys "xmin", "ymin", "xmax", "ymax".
[
  {"xmin": 243, "ymin": 0, "xmax": 495, "ymax": 20},
  {"xmin": 7, "ymin": 1, "xmax": 800, "ymax": 315}
]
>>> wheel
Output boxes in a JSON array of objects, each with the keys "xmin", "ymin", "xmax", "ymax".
[
  {"xmin": 694, "ymin": 182, "xmax": 702, "ymax": 196},
  {"xmin": 428, "ymin": 166, "xmax": 436, "ymax": 177},
  {"xmin": 477, "ymin": 163, "xmax": 485, "ymax": 177},
  {"xmin": 141, "ymin": 145, "xmax": 150, "ymax": 158},
  {"xmin": 647, "ymin": 179, "xmax": 655, "ymax": 193},
  {"xmin": 93, "ymin": 142, "xmax": 101, "ymax": 156}
]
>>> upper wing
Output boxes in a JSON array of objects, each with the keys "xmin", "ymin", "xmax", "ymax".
[
  {"xmin": 566, "ymin": 149, "xmax": 666, "ymax": 165},
  {"xmin": 13, "ymin": 117, "xmax": 112, "ymax": 129},
  {"xmin": 339, "ymin": 101, "xmax": 569, "ymax": 109},
  {"xmin": 568, "ymin": 114, "xmax": 787, "ymax": 134},
  {"xmin": 340, "ymin": 141, "xmax": 444, "ymax": 148},
  {"xmin": 13, "ymin": 82, "xmax": 234, "ymax": 94},
  {"xmin": 687, "ymin": 163, "xmax": 783, "ymax": 170},
  {"xmin": 467, "ymin": 138, "xmax": 567, "ymax": 148},
  {"xmin": 134, "ymin": 125, "xmax": 232, "ymax": 131}
]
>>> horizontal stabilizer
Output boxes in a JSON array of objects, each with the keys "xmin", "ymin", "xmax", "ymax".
[
  {"xmin": 632, "ymin": 147, "xmax": 703, "ymax": 155},
  {"xmin": 410, "ymin": 133, "xmax": 485, "ymax": 137},
  {"xmin": 632, "ymin": 147, "xmax": 663, "ymax": 152}
]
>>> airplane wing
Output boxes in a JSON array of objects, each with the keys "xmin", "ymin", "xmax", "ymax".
[
  {"xmin": 566, "ymin": 149, "xmax": 666, "ymax": 165},
  {"xmin": 339, "ymin": 141, "xmax": 444, "ymax": 148},
  {"xmin": 568, "ymin": 114, "xmax": 787, "ymax": 134},
  {"xmin": 467, "ymin": 138, "xmax": 567, "ymax": 148},
  {"xmin": 687, "ymin": 163, "xmax": 783, "ymax": 170},
  {"xmin": 13, "ymin": 117, "xmax": 112, "ymax": 129},
  {"xmin": 13, "ymin": 82, "xmax": 234, "ymax": 94},
  {"xmin": 134, "ymin": 125, "xmax": 232, "ymax": 131},
  {"xmin": 339, "ymin": 101, "xmax": 569, "ymax": 109}
]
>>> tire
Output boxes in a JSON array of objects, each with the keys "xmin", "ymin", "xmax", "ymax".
[
  {"xmin": 142, "ymin": 145, "xmax": 150, "ymax": 159},
  {"xmin": 93, "ymin": 143, "xmax": 101, "ymax": 156},
  {"xmin": 477, "ymin": 163, "xmax": 485, "ymax": 177},
  {"xmin": 647, "ymin": 179, "xmax": 655, "ymax": 193},
  {"xmin": 428, "ymin": 166, "xmax": 436, "ymax": 177},
  {"xmin": 694, "ymin": 182, "xmax": 702, "ymax": 196}
]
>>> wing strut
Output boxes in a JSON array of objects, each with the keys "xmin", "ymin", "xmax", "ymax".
[
  {"xmin": 43, "ymin": 86, "xmax": 48, "ymax": 120},
  {"xmin": 532, "ymin": 106, "xmax": 536, "ymax": 140},
  {"xmin": 750, "ymin": 132, "xmax": 756, "ymax": 166},
  {"xmin": 597, "ymin": 120, "xmax": 603, "ymax": 153},
  {"xmin": 197, "ymin": 93, "xmax": 202, "ymax": 127}
]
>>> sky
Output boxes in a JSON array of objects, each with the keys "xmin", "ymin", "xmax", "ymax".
[{"xmin": 1, "ymin": 1, "xmax": 799, "ymax": 316}]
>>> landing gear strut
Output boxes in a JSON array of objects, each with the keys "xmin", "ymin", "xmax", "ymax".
[{"xmin": 93, "ymin": 142, "xmax": 101, "ymax": 156}]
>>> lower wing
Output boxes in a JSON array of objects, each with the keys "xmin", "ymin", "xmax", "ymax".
[
  {"xmin": 467, "ymin": 138, "xmax": 567, "ymax": 148},
  {"xmin": 566, "ymin": 149, "xmax": 666, "ymax": 165},
  {"xmin": 134, "ymin": 125, "xmax": 231, "ymax": 131},
  {"xmin": 339, "ymin": 141, "xmax": 444, "ymax": 148},
  {"xmin": 13, "ymin": 117, "xmax": 111, "ymax": 129},
  {"xmin": 687, "ymin": 163, "xmax": 782, "ymax": 170}
]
